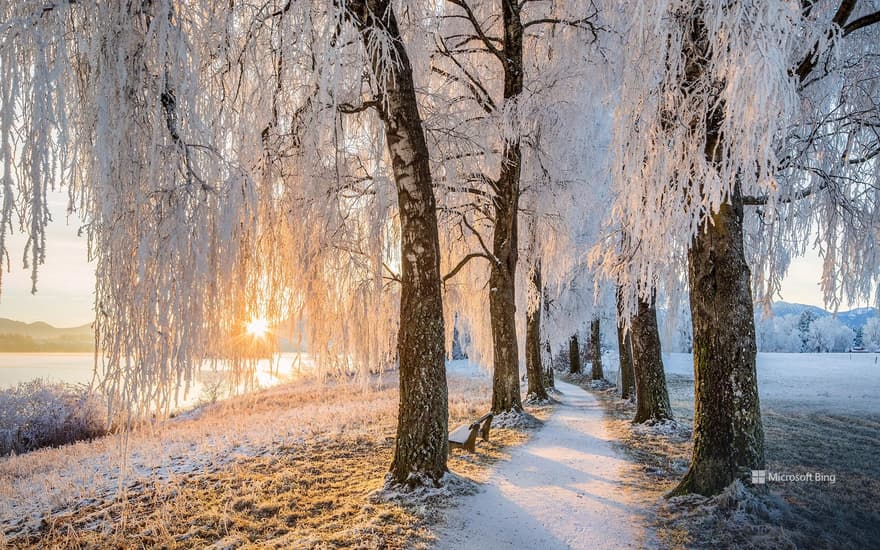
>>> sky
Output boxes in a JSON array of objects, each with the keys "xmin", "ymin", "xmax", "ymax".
[
  {"xmin": 0, "ymin": 191, "xmax": 95, "ymax": 327},
  {"xmin": 0, "ymin": 190, "xmax": 871, "ymax": 327}
]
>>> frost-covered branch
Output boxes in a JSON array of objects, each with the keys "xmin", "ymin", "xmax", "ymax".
[
  {"xmin": 443, "ymin": 252, "xmax": 492, "ymax": 282},
  {"xmin": 443, "ymin": 0, "xmax": 504, "ymax": 61},
  {"xmin": 460, "ymin": 213, "xmax": 499, "ymax": 266},
  {"xmin": 843, "ymin": 9, "xmax": 880, "ymax": 35},
  {"xmin": 337, "ymin": 98, "xmax": 381, "ymax": 114},
  {"xmin": 523, "ymin": 3, "xmax": 601, "ymax": 42},
  {"xmin": 794, "ymin": 0, "xmax": 856, "ymax": 82}
]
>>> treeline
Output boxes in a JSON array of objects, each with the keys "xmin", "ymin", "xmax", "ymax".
[
  {"xmin": 756, "ymin": 314, "xmax": 880, "ymax": 353},
  {"xmin": 0, "ymin": 334, "xmax": 94, "ymax": 353},
  {"xmin": 660, "ymin": 310, "xmax": 879, "ymax": 354}
]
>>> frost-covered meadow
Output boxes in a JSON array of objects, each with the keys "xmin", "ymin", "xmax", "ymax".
[
  {"xmin": 2, "ymin": 352, "xmax": 877, "ymax": 548},
  {"xmin": 0, "ymin": 368, "xmax": 521, "ymax": 548},
  {"xmin": 599, "ymin": 352, "xmax": 880, "ymax": 548},
  {"xmin": 670, "ymin": 353, "xmax": 880, "ymax": 547},
  {"xmin": 663, "ymin": 352, "xmax": 880, "ymax": 415}
]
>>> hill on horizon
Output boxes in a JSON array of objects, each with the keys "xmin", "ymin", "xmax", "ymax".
[
  {"xmin": 0, "ymin": 318, "xmax": 93, "ymax": 352},
  {"xmin": 2, "ymin": 300, "xmax": 876, "ymax": 353},
  {"xmin": 770, "ymin": 301, "xmax": 877, "ymax": 330}
]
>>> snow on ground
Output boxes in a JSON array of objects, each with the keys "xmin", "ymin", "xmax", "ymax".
[
  {"xmin": 5, "ymin": 352, "xmax": 876, "ymax": 547},
  {"xmin": 1, "ymin": 370, "xmax": 500, "ymax": 547},
  {"xmin": 441, "ymin": 352, "xmax": 880, "ymax": 548},
  {"xmin": 611, "ymin": 352, "xmax": 880, "ymax": 548},
  {"xmin": 603, "ymin": 351, "xmax": 880, "ymax": 416},
  {"xmin": 663, "ymin": 352, "xmax": 880, "ymax": 415},
  {"xmin": 445, "ymin": 358, "xmax": 487, "ymax": 379},
  {"xmin": 435, "ymin": 380, "xmax": 646, "ymax": 549}
]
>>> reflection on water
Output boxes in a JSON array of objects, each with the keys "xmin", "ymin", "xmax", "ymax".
[
  {"xmin": 0, "ymin": 353, "xmax": 97, "ymax": 387},
  {"xmin": 0, "ymin": 352, "xmax": 315, "ymax": 409}
]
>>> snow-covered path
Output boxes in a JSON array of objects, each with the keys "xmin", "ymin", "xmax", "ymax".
[{"xmin": 436, "ymin": 380, "xmax": 646, "ymax": 549}]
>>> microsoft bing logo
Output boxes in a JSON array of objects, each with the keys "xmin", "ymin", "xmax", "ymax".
[{"xmin": 749, "ymin": 470, "xmax": 836, "ymax": 484}]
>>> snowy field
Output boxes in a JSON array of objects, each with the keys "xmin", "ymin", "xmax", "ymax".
[
  {"xmin": 3, "ymin": 352, "xmax": 878, "ymax": 547},
  {"xmin": 449, "ymin": 353, "xmax": 880, "ymax": 548},
  {"xmin": 603, "ymin": 352, "xmax": 880, "ymax": 548},
  {"xmin": 599, "ymin": 351, "xmax": 880, "ymax": 416},
  {"xmin": 663, "ymin": 352, "xmax": 880, "ymax": 416}
]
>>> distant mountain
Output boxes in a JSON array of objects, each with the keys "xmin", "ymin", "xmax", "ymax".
[
  {"xmin": 836, "ymin": 308, "xmax": 877, "ymax": 330},
  {"xmin": 769, "ymin": 301, "xmax": 827, "ymax": 318},
  {"xmin": 769, "ymin": 302, "xmax": 877, "ymax": 330},
  {"xmin": 0, "ymin": 318, "xmax": 93, "ymax": 352}
]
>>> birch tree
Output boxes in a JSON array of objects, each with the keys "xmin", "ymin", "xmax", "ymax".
[
  {"xmin": 345, "ymin": 0, "xmax": 449, "ymax": 488},
  {"xmin": 607, "ymin": 1, "xmax": 785, "ymax": 495},
  {"xmin": 0, "ymin": 0, "xmax": 452, "ymax": 488},
  {"xmin": 430, "ymin": 0, "xmax": 600, "ymax": 414},
  {"xmin": 614, "ymin": 295, "xmax": 635, "ymax": 401},
  {"xmin": 589, "ymin": 316, "xmax": 603, "ymax": 380},
  {"xmin": 523, "ymin": 230, "xmax": 549, "ymax": 401},
  {"xmin": 631, "ymin": 295, "xmax": 673, "ymax": 424},
  {"xmin": 608, "ymin": 0, "xmax": 880, "ymax": 496}
]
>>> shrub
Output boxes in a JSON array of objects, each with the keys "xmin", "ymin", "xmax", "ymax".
[{"xmin": 0, "ymin": 379, "xmax": 108, "ymax": 456}]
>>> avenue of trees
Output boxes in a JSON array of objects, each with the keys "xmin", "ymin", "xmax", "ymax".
[{"xmin": 0, "ymin": 0, "xmax": 878, "ymax": 496}]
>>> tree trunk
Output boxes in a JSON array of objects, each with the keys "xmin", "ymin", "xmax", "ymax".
[
  {"xmin": 671, "ymin": 192, "xmax": 764, "ymax": 496},
  {"xmin": 542, "ymin": 286, "xmax": 555, "ymax": 389},
  {"xmin": 489, "ymin": 0, "xmax": 525, "ymax": 414},
  {"xmin": 669, "ymin": 9, "xmax": 764, "ymax": 496},
  {"xmin": 590, "ymin": 317, "xmax": 603, "ymax": 380},
  {"xmin": 617, "ymin": 323, "xmax": 635, "ymax": 400},
  {"xmin": 490, "ymin": 258, "xmax": 521, "ymax": 413},
  {"xmin": 525, "ymin": 259, "xmax": 548, "ymax": 401},
  {"xmin": 631, "ymin": 296, "xmax": 672, "ymax": 424},
  {"xmin": 568, "ymin": 334, "xmax": 581, "ymax": 374},
  {"xmin": 616, "ymin": 286, "xmax": 635, "ymax": 400},
  {"xmin": 350, "ymin": 0, "xmax": 447, "ymax": 487},
  {"xmin": 544, "ymin": 361, "xmax": 555, "ymax": 389}
]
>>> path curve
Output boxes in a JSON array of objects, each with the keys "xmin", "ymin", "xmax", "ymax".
[{"xmin": 436, "ymin": 380, "xmax": 646, "ymax": 549}]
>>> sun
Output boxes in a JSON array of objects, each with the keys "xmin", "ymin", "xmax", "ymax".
[{"xmin": 245, "ymin": 318, "xmax": 270, "ymax": 339}]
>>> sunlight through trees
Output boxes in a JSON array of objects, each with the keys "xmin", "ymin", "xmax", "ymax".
[{"xmin": 0, "ymin": 0, "xmax": 878, "ymax": 500}]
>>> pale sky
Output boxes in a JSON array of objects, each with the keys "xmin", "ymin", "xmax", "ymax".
[
  {"xmin": 0, "ymin": 191, "xmax": 95, "ymax": 327},
  {"xmin": 777, "ymin": 249, "xmax": 828, "ymax": 309},
  {"xmin": 0, "ymin": 190, "xmax": 868, "ymax": 327}
]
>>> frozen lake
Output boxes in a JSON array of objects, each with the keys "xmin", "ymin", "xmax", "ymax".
[
  {"xmin": 0, "ymin": 353, "xmax": 96, "ymax": 388},
  {"xmin": 0, "ymin": 352, "xmax": 315, "ymax": 402}
]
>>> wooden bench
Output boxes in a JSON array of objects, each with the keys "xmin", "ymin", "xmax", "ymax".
[{"xmin": 448, "ymin": 413, "xmax": 493, "ymax": 453}]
